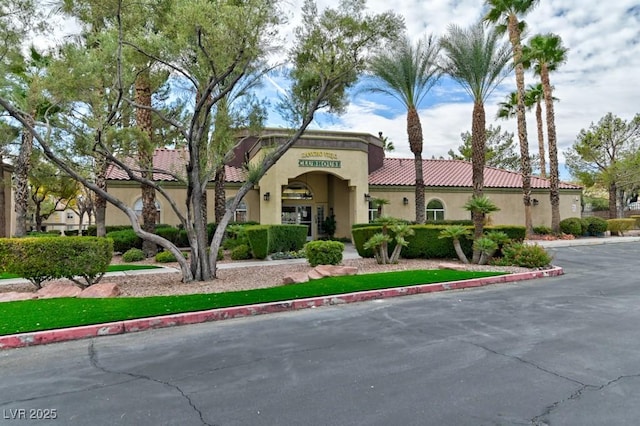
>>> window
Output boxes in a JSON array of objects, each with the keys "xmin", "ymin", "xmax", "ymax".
[
  {"xmin": 66, "ymin": 212, "xmax": 75, "ymax": 219},
  {"xmin": 368, "ymin": 202, "xmax": 379, "ymax": 223},
  {"xmin": 426, "ymin": 199, "xmax": 445, "ymax": 221},
  {"xmin": 133, "ymin": 198, "xmax": 161, "ymax": 223},
  {"xmin": 226, "ymin": 198, "xmax": 248, "ymax": 223}
]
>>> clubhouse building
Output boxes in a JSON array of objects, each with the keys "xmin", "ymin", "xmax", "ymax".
[{"xmin": 105, "ymin": 129, "xmax": 582, "ymax": 240}]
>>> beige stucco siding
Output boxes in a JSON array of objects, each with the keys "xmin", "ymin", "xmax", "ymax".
[{"xmin": 370, "ymin": 187, "xmax": 582, "ymax": 227}]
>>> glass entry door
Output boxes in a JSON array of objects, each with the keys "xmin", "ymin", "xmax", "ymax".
[{"xmin": 282, "ymin": 205, "xmax": 313, "ymax": 239}]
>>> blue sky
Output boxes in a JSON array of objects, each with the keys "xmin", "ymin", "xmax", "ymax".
[
  {"xmin": 46, "ymin": 1, "xmax": 640, "ymax": 181},
  {"xmin": 266, "ymin": 0, "xmax": 640, "ymax": 180}
]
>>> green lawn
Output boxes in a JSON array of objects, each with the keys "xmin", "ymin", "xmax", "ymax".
[
  {"xmin": 0, "ymin": 264, "xmax": 162, "ymax": 280},
  {"xmin": 0, "ymin": 269, "xmax": 505, "ymax": 336}
]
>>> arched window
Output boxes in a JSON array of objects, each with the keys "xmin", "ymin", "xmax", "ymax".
[
  {"xmin": 133, "ymin": 198, "xmax": 161, "ymax": 223},
  {"xmin": 226, "ymin": 197, "xmax": 248, "ymax": 223},
  {"xmin": 426, "ymin": 199, "xmax": 445, "ymax": 221}
]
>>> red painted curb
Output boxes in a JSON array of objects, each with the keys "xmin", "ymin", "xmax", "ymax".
[{"xmin": 0, "ymin": 267, "xmax": 563, "ymax": 350}]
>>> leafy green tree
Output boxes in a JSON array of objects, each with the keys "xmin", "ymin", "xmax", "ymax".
[
  {"xmin": 485, "ymin": 0, "xmax": 540, "ymax": 237},
  {"xmin": 448, "ymin": 125, "xmax": 521, "ymax": 171},
  {"xmin": 365, "ymin": 34, "xmax": 441, "ymax": 224},
  {"xmin": 1, "ymin": 0, "xmax": 403, "ymax": 283},
  {"xmin": 565, "ymin": 113, "xmax": 640, "ymax": 218},
  {"xmin": 439, "ymin": 21, "xmax": 511, "ymax": 262},
  {"xmin": 523, "ymin": 33, "xmax": 568, "ymax": 233},
  {"xmin": 28, "ymin": 156, "xmax": 79, "ymax": 231}
]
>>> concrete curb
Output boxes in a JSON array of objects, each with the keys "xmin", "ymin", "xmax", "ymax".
[{"xmin": 0, "ymin": 266, "xmax": 563, "ymax": 351}]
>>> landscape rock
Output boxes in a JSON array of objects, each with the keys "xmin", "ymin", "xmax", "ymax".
[
  {"xmin": 307, "ymin": 269, "xmax": 325, "ymax": 280},
  {"xmin": 78, "ymin": 282, "xmax": 121, "ymax": 298},
  {"xmin": 283, "ymin": 272, "xmax": 310, "ymax": 285},
  {"xmin": 314, "ymin": 265, "xmax": 358, "ymax": 277},
  {"xmin": 37, "ymin": 282, "xmax": 82, "ymax": 299},
  {"xmin": 0, "ymin": 292, "xmax": 38, "ymax": 303},
  {"xmin": 439, "ymin": 262, "xmax": 467, "ymax": 271}
]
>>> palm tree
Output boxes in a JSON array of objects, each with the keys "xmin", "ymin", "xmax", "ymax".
[
  {"xmin": 525, "ymin": 83, "xmax": 546, "ymax": 178},
  {"xmin": 378, "ymin": 131, "xmax": 395, "ymax": 153},
  {"xmin": 497, "ymin": 85, "xmax": 547, "ymax": 177},
  {"xmin": 440, "ymin": 22, "xmax": 512, "ymax": 262},
  {"xmin": 523, "ymin": 33, "xmax": 568, "ymax": 234},
  {"xmin": 485, "ymin": 0, "xmax": 540, "ymax": 237},
  {"xmin": 366, "ymin": 35, "xmax": 441, "ymax": 223}
]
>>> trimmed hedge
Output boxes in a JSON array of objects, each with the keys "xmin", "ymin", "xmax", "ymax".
[
  {"xmin": 0, "ymin": 237, "xmax": 113, "ymax": 289},
  {"xmin": 246, "ymin": 224, "xmax": 308, "ymax": 260},
  {"xmin": 583, "ymin": 216, "xmax": 608, "ymax": 235},
  {"xmin": 559, "ymin": 217, "xmax": 584, "ymax": 237},
  {"xmin": 352, "ymin": 224, "xmax": 525, "ymax": 259},
  {"xmin": 305, "ymin": 240, "xmax": 344, "ymax": 267},
  {"xmin": 106, "ymin": 229, "xmax": 142, "ymax": 253},
  {"xmin": 607, "ymin": 218, "xmax": 635, "ymax": 236}
]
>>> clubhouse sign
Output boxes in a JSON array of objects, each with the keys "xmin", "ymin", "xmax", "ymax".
[{"xmin": 298, "ymin": 151, "xmax": 341, "ymax": 168}]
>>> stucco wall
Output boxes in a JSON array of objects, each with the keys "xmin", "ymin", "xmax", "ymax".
[{"xmin": 370, "ymin": 187, "xmax": 583, "ymax": 227}]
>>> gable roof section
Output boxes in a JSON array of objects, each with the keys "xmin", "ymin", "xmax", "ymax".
[
  {"xmin": 106, "ymin": 148, "xmax": 246, "ymax": 183},
  {"xmin": 369, "ymin": 158, "xmax": 581, "ymax": 190}
]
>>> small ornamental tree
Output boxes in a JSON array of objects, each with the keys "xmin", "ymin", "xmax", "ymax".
[{"xmin": 438, "ymin": 225, "xmax": 471, "ymax": 264}]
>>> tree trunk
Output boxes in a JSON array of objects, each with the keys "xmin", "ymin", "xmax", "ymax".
[
  {"xmin": 508, "ymin": 14, "xmax": 533, "ymax": 237},
  {"xmin": 14, "ymin": 115, "xmax": 35, "ymax": 236},
  {"xmin": 135, "ymin": 71, "xmax": 158, "ymax": 257},
  {"xmin": 94, "ymin": 156, "xmax": 108, "ymax": 237},
  {"xmin": 214, "ymin": 165, "xmax": 226, "ymax": 223},
  {"xmin": 407, "ymin": 107, "xmax": 425, "ymax": 224},
  {"xmin": 609, "ymin": 182, "xmax": 617, "ymax": 219},
  {"xmin": 541, "ymin": 66, "xmax": 560, "ymax": 233},
  {"xmin": 535, "ymin": 100, "xmax": 546, "ymax": 178},
  {"xmin": 0, "ymin": 157, "xmax": 5, "ymax": 237},
  {"xmin": 471, "ymin": 101, "xmax": 487, "ymax": 263}
]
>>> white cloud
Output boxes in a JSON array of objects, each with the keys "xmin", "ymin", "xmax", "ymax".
[{"xmin": 287, "ymin": 0, "xmax": 640, "ymax": 174}]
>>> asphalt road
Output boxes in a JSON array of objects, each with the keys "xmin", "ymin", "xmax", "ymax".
[{"xmin": 1, "ymin": 242, "xmax": 640, "ymax": 426}]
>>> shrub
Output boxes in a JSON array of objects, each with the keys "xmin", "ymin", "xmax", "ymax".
[
  {"xmin": 559, "ymin": 217, "xmax": 584, "ymax": 237},
  {"xmin": 65, "ymin": 230, "xmax": 79, "ymax": 236},
  {"xmin": 484, "ymin": 225, "xmax": 526, "ymax": 242},
  {"xmin": 122, "ymin": 248, "xmax": 145, "ymax": 262},
  {"xmin": 0, "ymin": 237, "xmax": 113, "ymax": 289},
  {"xmin": 268, "ymin": 225, "xmax": 308, "ymax": 253},
  {"xmin": 231, "ymin": 244, "xmax": 252, "ymax": 260},
  {"xmin": 495, "ymin": 242, "xmax": 552, "ymax": 268},
  {"xmin": 583, "ymin": 216, "xmax": 608, "ymax": 235},
  {"xmin": 155, "ymin": 250, "xmax": 188, "ymax": 263},
  {"xmin": 607, "ymin": 218, "xmax": 635, "ymax": 236},
  {"xmin": 305, "ymin": 240, "xmax": 344, "ymax": 267},
  {"xmin": 246, "ymin": 225, "xmax": 269, "ymax": 259},
  {"xmin": 403, "ymin": 225, "xmax": 473, "ymax": 259},
  {"xmin": 106, "ymin": 229, "xmax": 142, "ymax": 253},
  {"xmin": 154, "ymin": 226, "xmax": 179, "ymax": 244},
  {"xmin": 533, "ymin": 225, "xmax": 552, "ymax": 235}
]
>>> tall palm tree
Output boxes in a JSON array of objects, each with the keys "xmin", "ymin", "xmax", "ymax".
[
  {"xmin": 523, "ymin": 33, "xmax": 568, "ymax": 234},
  {"xmin": 525, "ymin": 83, "xmax": 546, "ymax": 178},
  {"xmin": 497, "ymin": 84, "xmax": 547, "ymax": 177},
  {"xmin": 485, "ymin": 0, "xmax": 540, "ymax": 237},
  {"xmin": 366, "ymin": 35, "xmax": 441, "ymax": 223},
  {"xmin": 440, "ymin": 22, "xmax": 512, "ymax": 263}
]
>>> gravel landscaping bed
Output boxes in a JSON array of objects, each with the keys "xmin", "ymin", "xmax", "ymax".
[{"xmin": 0, "ymin": 256, "xmax": 530, "ymax": 298}]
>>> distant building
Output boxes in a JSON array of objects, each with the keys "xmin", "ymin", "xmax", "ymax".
[{"xmin": 105, "ymin": 129, "xmax": 582, "ymax": 239}]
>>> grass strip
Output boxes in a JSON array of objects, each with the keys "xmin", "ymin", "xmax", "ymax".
[
  {"xmin": 0, "ymin": 269, "xmax": 505, "ymax": 336},
  {"xmin": 0, "ymin": 264, "xmax": 162, "ymax": 280}
]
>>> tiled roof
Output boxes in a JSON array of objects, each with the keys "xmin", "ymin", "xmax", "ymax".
[
  {"xmin": 369, "ymin": 158, "xmax": 581, "ymax": 190},
  {"xmin": 106, "ymin": 148, "xmax": 246, "ymax": 183},
  {"xmin": 106, "ymin": 149, "xmax": 581, "ymax": 190}
]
